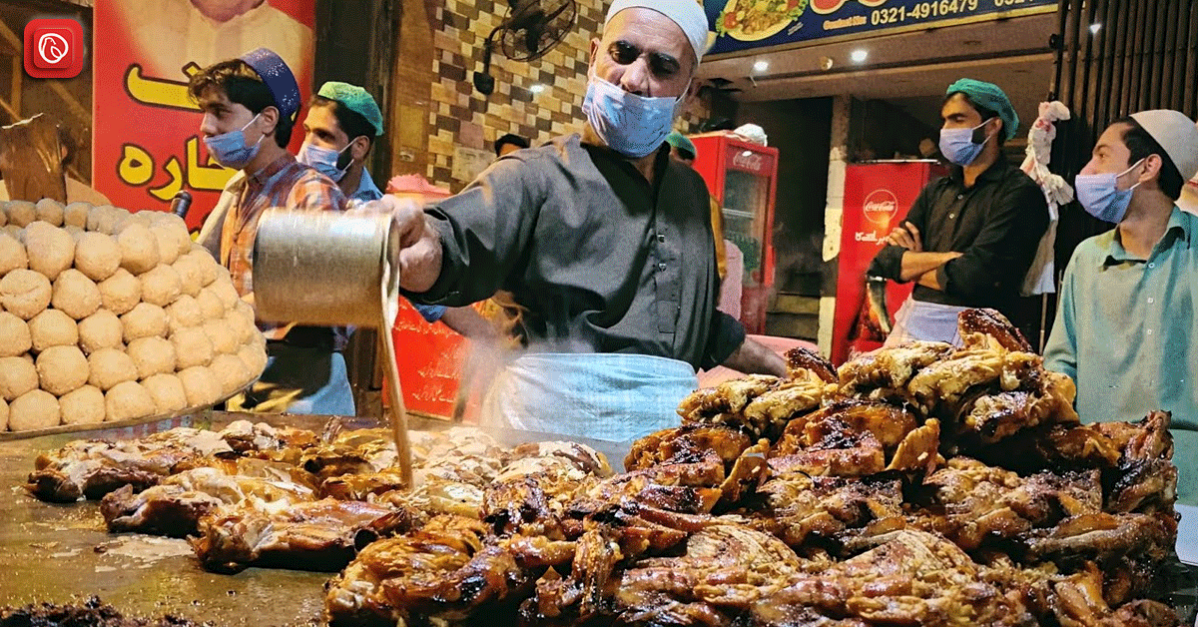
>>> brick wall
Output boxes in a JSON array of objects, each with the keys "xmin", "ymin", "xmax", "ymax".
[{"xmin": 422, "ymin": 0, "xmax": 710, "ymax": 190}]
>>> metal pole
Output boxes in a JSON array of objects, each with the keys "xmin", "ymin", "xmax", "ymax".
[
  {"xmin": 1077, "ymin": 0, "xmax": 1098, "ymax": 127},
  {"xmin": 1188, "ymin": 1, "xmax": 1198, "ymax": 118}
]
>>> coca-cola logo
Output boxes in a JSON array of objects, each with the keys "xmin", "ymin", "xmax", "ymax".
[
  {"xmin": 862, "ymin": 189, "xmax": 899, "ymax": 226},
  {"xmin": 732, "ymin": 150, "xmax": 765, "ymax": 172}
]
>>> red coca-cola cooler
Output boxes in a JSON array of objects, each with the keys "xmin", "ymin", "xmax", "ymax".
[
  {"xmin": 690, "ymin": 132, "xmax": 778, "ymax": 335},
  {"xmin": 831, "ymin": 161, "xmax": 946, "ymax": 365}
]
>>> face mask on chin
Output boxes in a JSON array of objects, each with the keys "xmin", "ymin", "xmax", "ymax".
[
  {"xmin": 582, "ymin": 73, "xmax": 687, "ymax": 159},
  {"xmin": 1075, "ymin": 159, "xmax": 1145, "ymax": 224}
]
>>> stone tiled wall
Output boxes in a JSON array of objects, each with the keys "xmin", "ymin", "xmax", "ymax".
[{"xmin": 423, "ymin": 0, "xmax": 709, "ymax": 190}]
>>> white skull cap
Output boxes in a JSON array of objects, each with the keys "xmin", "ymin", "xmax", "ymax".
[
  {"xmin": 1129, "ymin": 110, "xmax": 1198, "ymax": 181},
  {"xmin": 604, "ymin": 0, "xmax": 710, "ymax": 66}
]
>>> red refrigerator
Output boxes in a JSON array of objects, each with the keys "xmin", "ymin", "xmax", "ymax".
[
  {"xmin": 831, "ymin": 161, "xmax": 946, "ymax": 365},
  {"xmin": 690, "ymin": 132, "xmax": 779, "ymax": 335}
]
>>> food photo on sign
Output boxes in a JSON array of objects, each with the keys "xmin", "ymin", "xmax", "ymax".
[{"xmin": 703, "ymin": 0, "xmax": 1056, "ymax": 56}]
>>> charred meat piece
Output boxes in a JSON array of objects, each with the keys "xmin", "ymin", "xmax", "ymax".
[
  {"xmin": 100, "ymin": 466, "xmax": 315, "ymax": 537},
  {"xmin": 750, "ymin": 473, "xmax": 904, "ymax": 550},
  {"xmin": 959, "ymin": 308, "xmax": 1033, "ymax": 352},
  {"xmin": 505, "ymin": 441, "xmax": 612, "ymax": 478},
  {"xmin": 1024, "ymin": 511, "xmax": 1177, "ymax": 567},
  {"xmin": 569, "ymin": 462, "xmax": 724, "ymax": 520},
  {"xmin": 837, "ymin": 340, "xmax": 954, "ymax": 398},
  {"xmin": 913, "ymin": 458, "xmax": 1103, "ymax": 551},
  {"xmin": 217, "ymin": 420, "xmax": 319, "ymax": 462},
  {"xmin": 907, "ymin": 348, "xmax": 1044, "ymax": 417},
  {"xmin": 625, "ymin": 425, "xmax": 753, "ymax": 472},
  {"xmin": 969, "ymin": 411, "xmax": 1178, "ymax": 514},
  {"xmin": 768, "ymin": 400, "xmax": 922, "ymax": 478},
  {"xmin": 25, "ymin": 428, "xmax": 234, "ymax": 502},
  {"xmin": 375, "ymin": 478, "xmax": 486, "ymax": 521},
  {"xmin": 825, "ymin": 529, "xmax": 1044, "ymax": 627},
  {"xmin": 1052, "ymin": 563, "xmax": 1180, "ymax": 627},
  {"xmin": 677, "ymin": 375, "xmax": 778, "ymax": 422},
  {"xmin": 678, "ymin": 375, "xmax": 830, "ymax": 442},
  {"xmin": 886, "ymin": 419, "xmax": 942, "ymax": 473},
  {"xmin": 100, "ymin": 484, "xmax": 223, "ymax": 538},
  {"xmin": 320, "ymin": 470, "xmax": 408, "ymax": 501},
  {"xmin": 956, "ymin": 370, "xmax": 1079, "ymax": 445},
  {"xmin": 740, "ymin": 380, "xmax": 829, "ymax": 441},
  {"xmin": 191, "ymin": 498, "xmax": 398, "ymax": 573},
  {"xmin": 606, "ymin": 525, "xmax": 807, "ymax": 627},
  {"xmin": 325, "ymin": 516, "xmax": 531, "ymax": 627},
  {"xmin": 784, "ymin": 347, "xmax": 837, "ymax": 384}
]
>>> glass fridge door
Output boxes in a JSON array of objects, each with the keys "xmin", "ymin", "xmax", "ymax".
[
  {"xmin": 720, "ymin": 146, "xmax": 774, "ymax": 334},
  {"xmin": 722, "ymin": 167, "xmax": 770, "ymax": 286}
]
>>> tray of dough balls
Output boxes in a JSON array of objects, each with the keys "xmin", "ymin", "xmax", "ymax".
[{"xmin": 0, "ymin": 199, "xmax": 268, "ymax": 439}]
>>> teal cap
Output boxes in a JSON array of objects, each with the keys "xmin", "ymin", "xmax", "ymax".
[
  {"xmin": 665, "ymin": 131, "xmax": 697, "ymax": 159},
  {"xmin": 946, "ymin": 78, "xmax": 1019, "ymax": 141},
  {"xmin": 317, "ymin": 81, "xmax": 384, "ymax": 136}
]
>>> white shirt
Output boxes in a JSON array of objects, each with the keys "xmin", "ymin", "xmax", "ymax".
[{"xmin": 116, "ymin": 0, "xmax": 312, "ymax": 80}]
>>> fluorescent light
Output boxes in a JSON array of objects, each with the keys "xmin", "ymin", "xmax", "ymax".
[
  {"xmin": 529, "ymin": 84, "xmax": 546, "ymax": 94},
  {"xmin": 752, "ymin": 60, "xmax": 769, "ymax": 72},
  {"xmin": 850, "ymin": 49, "xmax": 868, "ymax": 63},
  {"xmin": 1089, "ymin": 23, "xmax": 1102, "ymax": 34}
]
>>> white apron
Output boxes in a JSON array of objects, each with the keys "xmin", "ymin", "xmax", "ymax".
[
  {"xmin": 883, "ymin": 299, "xmax": 970, "ymax": 347},
  {"xmin": 480, "ymin": 353, "xmax": 697, "ymax": 442}
]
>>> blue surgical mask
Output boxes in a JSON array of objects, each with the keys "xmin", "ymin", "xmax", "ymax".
[
  {"xmin": 939, "ymin": 118, "xmax": 994, "ymax": 166},
  {"xmin": 582, "ymin": 75, "xmax": 684, "ymax": 158},
  {"xmin": 298, "ymin": 141, "xmax": 351, "ymax": 182},
  {"xmin": 203, "ymin": 113, "xmax": 263, "ymax": 170},
  {"xmin": 1075, "ymin": 159, "xmax": 1144, "ymax": 223}
]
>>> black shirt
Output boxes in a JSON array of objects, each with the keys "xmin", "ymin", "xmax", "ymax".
[
  {"xmin": 408, "ymin": 134, "xmax": 745, "ymax": 371},
  {"xmin": 868, "ymin": 158, "xmax": 1049, "ymax": 311}
]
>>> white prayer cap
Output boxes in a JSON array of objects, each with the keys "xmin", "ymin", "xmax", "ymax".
[
  {"xmin": 604, "ymin": 0, "xmax": 710, "ymax": 66},
  {"xmin": 1129, "ymin": 110, "xmax": 1198, "ymax": 181}
]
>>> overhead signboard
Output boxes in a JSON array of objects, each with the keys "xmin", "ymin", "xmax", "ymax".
[{"xmin": 706, "ymin": 0, "xmax": 1057, "ymax": 57}]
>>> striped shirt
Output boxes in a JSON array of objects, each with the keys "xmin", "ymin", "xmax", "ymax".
[{"xmin": 220, "ymin": 153, "xmax": 346, "ymax": 338}]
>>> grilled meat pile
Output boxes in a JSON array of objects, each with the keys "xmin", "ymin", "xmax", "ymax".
[
  {"xmin": 22, "ymin": 309, "xmax": 1184, "ymax": 626},
  {"xmin": 322, "ymin": 312, "xmax": 1180, "ymax": 626},
  {"xmin": 25, "ymin": 420, "xmax": 613, "ymax": 576}
]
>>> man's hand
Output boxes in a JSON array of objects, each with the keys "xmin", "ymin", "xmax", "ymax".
[
  {"xmin": 720, "ymin": 337, "xmax": 788, "ymax": 377},
  {"xmin": 885, "ymin": 222, "xmax": 923, "ymax": 251},
  {"xmin": 354, "ymin": 196, "xmax": 443, "ymax": 292}
]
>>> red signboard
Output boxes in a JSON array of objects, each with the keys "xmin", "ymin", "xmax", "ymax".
[
  {"xmin": 831, "ymin": 162, "xmax": 944, "ymax": 365},
  {"xmin": 92, "ymin": 1, "xmax": 315, "ymax": 228},
  {"xmin": 390, "ymin": 301, "xmax": 469, "ymax": 418}
]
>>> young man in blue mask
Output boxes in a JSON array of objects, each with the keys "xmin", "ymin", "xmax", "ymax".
[
  {"xmin": 868, "ymin": 79, "xmax": 1049, "ymax": 345},
  {"xmin": 1044, "ymin": 110, "xmax": 1198, "ymax": 507},
  {"xmin": 188, "ymin": 48, "xmax": 355, "ymax": 417},
  {"xmin": 299, "ymin": 81, "xmax": 497, "ymax": 338},
  {"xmin": 299, "ymin": 82, "xmax": 384, "ymax": 210},
  {"xmin": 362, "ymin": 0, "xmax": 787, "ymax": 442}
]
